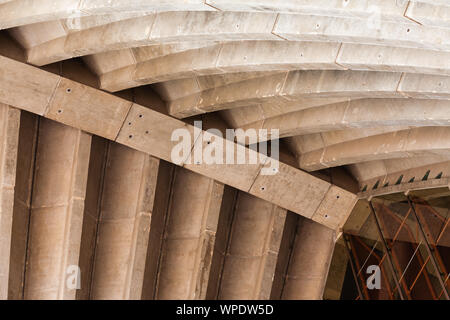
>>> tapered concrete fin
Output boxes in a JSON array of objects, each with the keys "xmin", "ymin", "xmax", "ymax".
[
  {"xmin": 89, "ymin": 142, "xmax": 159, "ymax": 299},
  {"xmin": 154, "ymin": 167, "xmax": 225, "ymax": 300},
  {"xmin": 7, "ymin": 111, "xmax": 39, "ymax": 300},
  {"xmin": 0, "ymin": 103, "xmax": 20, "ymax": 299},
  {"xmin": 280, "ymin": 216, "xmax": 336, "ymax": 300},
  {"xmin": 208, "ymin": 192, "xmax": 287, "ymax": 300},
  {"xmin": 76, "ymin": 136, "xmax": 109, "ymax": 300},
  {"xmin": 24, "ymin": 119, "xmax": 92, "ymax": 300}
]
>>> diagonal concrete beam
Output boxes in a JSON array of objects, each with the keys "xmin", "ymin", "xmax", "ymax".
[
  {"xmin": 0, "ymin": 54, "xmax": 357, "ymax": 230},
  {"xmin": 300, "ymin": 126, "xmax": 450, "ymax": 171}
]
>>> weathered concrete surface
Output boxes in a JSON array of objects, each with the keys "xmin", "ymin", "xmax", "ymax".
[
  {"xmin": 154, "ymin": 168, "xmax": 224, "ymax": 300},
  {"xmin": 24, "ymin": 119, "xmax": 91, "ymax": 299},
  {"xmin": 0, "ymin": 103, "xmax": 20, "ymax": 300},
  {"xmin": 7, "ymin": 111, "xmax": 38, "ymax": 299},
  {"xmin": 300, "ymin": 127, "xmax": 450, "ymax": 171},
  {"xmin": 90, "ymin": 142, "xmax": 159, "ymax": 300},
  {"xmin": 208, "ymin": 192, "xmax": 286, "ymax": 299},
  {"xmin": 281, "ymin": 217, "xmax": 336, "ymax": 300},
  {"xmin": 14, "ymin": 8, "xmax": 450, "ymax": 66},
  {"xmin": 94, "ymin": 42, "xmax": 450, "ymax": 92},
  {"xmin": 241, "ymin": 99, "xmax": 450, "ymax": 141}
]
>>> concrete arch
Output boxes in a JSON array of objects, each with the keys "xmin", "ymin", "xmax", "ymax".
[
  {"xmin": 9, "ymin": 10, "xmax": 450, "ymax": 66},
  {"xmin": 241, "ymin": 98, "xmax": 450, "ymax": 141},
  {"xmin": 87, "ymin": 42, "xmax": 450, "ymax": 92},
  {"xmin": 300, "ymin": 126, "xmax": 450, "ymax": 171},
  {"xmin": 167, "ymin": 70, "xmax": 450, "ymax": 118}
]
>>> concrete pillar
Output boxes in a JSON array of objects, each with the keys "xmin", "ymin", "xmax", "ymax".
[
  {"xmin": 155, "ymin": 167, "xmax": 224, "ymax": 300},
  {"xmin": 24, "ymin": 119, "xmax": 91, "ymax": 299},
  {"xmin": 281, "ymin": 216, "xmax": 336, "ymax": 300},
  {"xmin": 0, "ymin": 103, "xmax": 20, "ymax": 299},
  {"xmin": 141, "ymin": 160, "xmax": 175, "ymax": 300},
  {"xmin": 76, "ymin": 136, "xmax": 109, "ymax": 300},
  {"xmin": 7, "ymin": 111, "xmax": 39, "ymax": 299},
  {"xmin": 89, "ymin": 142, "xmax": 159, "ymax": 299},
  {"xmin": 211, "ymin": 192, "xmax": 287, "ymax": 300}
]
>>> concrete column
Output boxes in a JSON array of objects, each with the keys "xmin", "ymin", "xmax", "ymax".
[
  {"xmin": 0, "ymin": 103, "xmax": 20, "ymax": 299},
  {"xmin": 76, "ymin": 136, "xmax": 109, "ymax": 300},
  {"xmin": 211, "ymin": 192, "xmax": 287, "ymax": 300},
  {"xmin": 155, "ymin": 167, "xmax": 224, "ymax": 300},
  {"xmin": 90, "ymin": 142, "xmax": 159, "ymax": 299},
  {"xmin": 281, "ymin": 216, "xmax": 336, "ymax": 300},
  {"xmin": 141, "ymin": 160, "xmax": 175, "ymax": 300},
  {"xmin": 24, "ymin": 119, "xmax": 91, "ymax": 299},
  {"xmin": 7, "ymin": 111, "xmax": 39, "ymax": 299}
]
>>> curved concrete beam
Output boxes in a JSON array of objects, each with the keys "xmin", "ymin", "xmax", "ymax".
[
  {"xmin": 0, "ymin": 0, "xmax": 414, "ymax": 30},
  {"xmin": 220, "ymin": 98, "xmax": 352, "ymax": 129},
  {"xmin": 17, "ymin": 11, "xmax": 450, "ymax": 66},
  {"xmin": 96, "ymin": 42, "xmax": 450, "ymax": 92},
  {"xmin": 168, "ymin": 70, "xmax": 450, "ymax": 118},
  {"xmin": 0, "ymin": 0, "xmax": 216, "ymax": 30},
  {"xmin": 242, "ymin": 98, "xmax": 450, "ymax": 140},
  {"xmin": 300, "ymin": 126, "xmax": 450, "ymax": 171},
  {"xmin": 8, "ymin": 11, "xmax": 157, "ymax": 50},
  {"xmin": 286, "ymin": 126, "xmax": 413, "ymax": 156}
]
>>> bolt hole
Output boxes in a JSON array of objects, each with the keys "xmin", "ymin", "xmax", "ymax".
[
  {"xmin": 129, "ymin": 135, "xmax": 133, "ymax": 139},
  {"xmin": 145, "ymin": 130, "xmax": 149, "ymax": 134},
  {"xmin": 336, "ymin": 195, "xmax": 340, "ymax": 199},
  {"xmin": 261, "ymin": 187, "xmax": 265, "ymax": 191},
  {"xmin": 139, "ymin": 114, "xmax": 143, "ymax": 118},
  {"xmin": 325, "ymin": 215, "xmax": 328, "ymax": 218},
  {"xmin": 66, "ymin": 88, "xmax": 72, "ymax": 93},
  {"xmin": 128, "ymin": 122, "xmax": 132, "ymax": 125},
  {"xmin": 57, "ymin": 109, "xmax": 62, "ymax": 113},
  {"xmin": 407, "ymin": 28, "xmax": 410, "ymax": 33}
]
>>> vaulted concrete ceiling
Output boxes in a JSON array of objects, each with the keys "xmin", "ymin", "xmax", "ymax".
[{"xmin": 0, "ymin": 0, "xmax": 449, "ymax": 300}]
